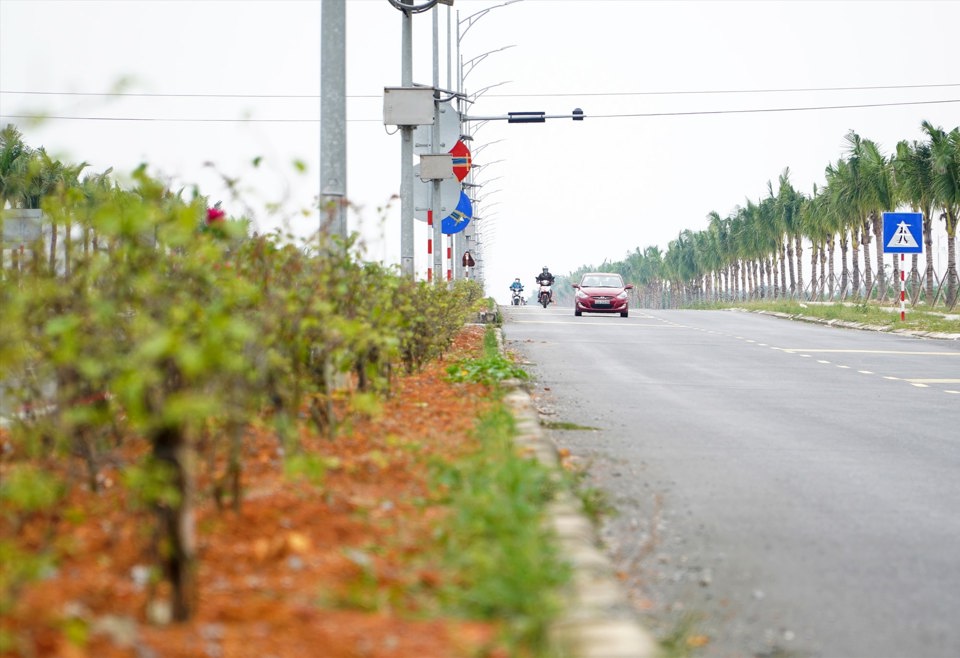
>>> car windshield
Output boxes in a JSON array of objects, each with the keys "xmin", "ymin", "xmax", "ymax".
[{"xmin": 582, "ymin": 275, "xmax": 622, "ymax": 288}]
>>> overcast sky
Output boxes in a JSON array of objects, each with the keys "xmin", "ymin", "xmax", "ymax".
[{"xmin": 2, "ymin": 0, "xmax": 959, "ymax": 302}]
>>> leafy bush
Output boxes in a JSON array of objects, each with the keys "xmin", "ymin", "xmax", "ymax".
[{"xmin": 0, "ymin": 164, "xmax": 487, "ymax": 621}]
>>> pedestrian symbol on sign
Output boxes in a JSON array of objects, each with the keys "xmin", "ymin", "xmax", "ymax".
[
  {"xmin": 882, "ymin": 212, "xmax": 923, "ymax": 255},
  {"xmin": 887, "ymin": 221, "xmax": 920, "ymax": 249}
]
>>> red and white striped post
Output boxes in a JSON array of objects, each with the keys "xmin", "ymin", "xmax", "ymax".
[
  {"xmin": 426, "ymin": 210, "xmax": 433, "ymax": 281},
  {"xmin": 446, "ymin": 236, "xmax": 452, "ymax": 281},
  {"xmin": 900, "ymin": 253, "xmax": 906, "ymax": 321}
]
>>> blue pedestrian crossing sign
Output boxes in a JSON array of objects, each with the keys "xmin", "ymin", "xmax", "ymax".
[{"xmin": 882, "ymin": 212, "xmax": 923, "ymax": 254}]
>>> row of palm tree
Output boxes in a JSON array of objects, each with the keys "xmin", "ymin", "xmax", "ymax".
[
  {"xmin": 1, "ymin": 124, "xmax": 106, "ymax": 273},
  {"xmin": 594, "ymin": 121, "xmax": 960, "ymax": 310}
]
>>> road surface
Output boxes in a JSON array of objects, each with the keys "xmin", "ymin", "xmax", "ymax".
[{"xmin": 502, "ymin": 305, "xmax": 960, "ymax": 658}]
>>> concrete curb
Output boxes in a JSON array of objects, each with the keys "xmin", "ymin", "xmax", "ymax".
[
  {"xmin": 746, "ymin": 309, "xmax": 960, "ymax": 340},
  {"xmin": 496, "ymin": 328, "xmax": 661, "ymax": 658}
]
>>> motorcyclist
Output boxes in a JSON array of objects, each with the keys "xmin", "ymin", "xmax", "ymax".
[
  {"xmin": 509, "ymin": 278, "xmax": 524, "ymax": 305},
  {"xmin": 535, "ymin": 266, "xmax": 555, "ymax": 304}
]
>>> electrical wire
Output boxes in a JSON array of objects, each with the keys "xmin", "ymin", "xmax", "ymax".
[
  {"xmin": 586, "ymin": 98, "xmax": 960, "ymax": 119},
  {"xmin": 3, "ymin": 81, "xmax": 959, "ymax": 100},
  {"xmin": 3, "ymin": 97, "xmax": 959, "ymax": 123}
]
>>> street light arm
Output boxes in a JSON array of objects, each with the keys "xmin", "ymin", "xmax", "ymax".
[
  {"xmin": 467, "ymin": 80, "xmax": 512, "ymax": 103},
  {"xmin": 459, "ymin": 0, "xmax": 523, "ymax": 40},
  {"xmin": 462, "ymin": 45, "xmax": 516, "ymax": 82},
  {"xmin": 469, "ymin": 139, "xmax": 505, "ymax": 156}
]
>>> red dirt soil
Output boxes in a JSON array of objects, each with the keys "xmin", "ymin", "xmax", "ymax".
[{"xmin": 1, "ymin": 325, "xmax": 508, "ymax": 658}]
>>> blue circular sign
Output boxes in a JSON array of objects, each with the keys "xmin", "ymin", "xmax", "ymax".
[{"xmin": 442, "ymin": 191, "xmax": 472, "ymax": 235}]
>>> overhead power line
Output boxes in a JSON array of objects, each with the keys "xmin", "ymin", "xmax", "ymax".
[
  {"xmin": 2, "ymin": 81, "xmax": 960, "ymax": 100},
  {"xmin": 3, "ymin": 97, "xmax": 960, "ymax": 124},
  {"xmin": 588, "ymin": 98, "xmax": 960, "ymax": 119},
  {"xmin": 499, "ymin": 82, "xmax": 960, "ymax": 98},
  {"xmin": 0, "ymin": 115, "xmax": 321, "ymax": 123}
]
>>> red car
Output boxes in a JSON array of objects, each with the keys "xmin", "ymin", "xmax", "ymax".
[{"xmin": 572, "ymin": 272, "xmax": 633, "ymax": 317}]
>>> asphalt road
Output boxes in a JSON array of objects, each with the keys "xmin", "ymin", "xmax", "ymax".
[{"xmin": 501, "ymin": 304, "xmax": 960, "ymax": 658}]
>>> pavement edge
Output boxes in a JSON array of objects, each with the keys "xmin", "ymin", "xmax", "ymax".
[{"xmin": 494, "ymin": 326, "xmax": 661, "ymax": 658}]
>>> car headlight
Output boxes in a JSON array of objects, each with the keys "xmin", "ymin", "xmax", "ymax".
[
  {"xmin": 576, "ymin": 290, "xmax": 589, "ymax": 299},
  {"xmin": 616, "ymin": 290, "xmax": 628, "ymax": 300}
]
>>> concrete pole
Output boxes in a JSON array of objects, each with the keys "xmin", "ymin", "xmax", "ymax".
[
  {"xmin": 431, "ymin": 7, "xmax": 443, "ymax": 281},
  {"xmin": 320, "ymin": 0, "xmax": 347, "ymax": 239},
  {"xmin": 400, "ymin": 3, "xmax": 415, "ymax": 277}
]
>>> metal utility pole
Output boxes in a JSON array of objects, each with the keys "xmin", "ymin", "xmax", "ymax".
[
  {"xmin": 431, "ymin": 7, "xmax": 443, "ymax": 280},
  {"xmin": 400, "ymin": 3, "xmax": 415, "ymax": 276},
  {"xmin": 387, "ymin": 0, "xmax": 449, "ymax": 278},
  {"xmin": 320, "ymin": 0, "xmax": 347, "ymax": 239}
]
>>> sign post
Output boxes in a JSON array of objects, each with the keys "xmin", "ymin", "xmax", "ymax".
[{"xmin": 882, "ymin": 212, "xmax": 923, "ymax": 321}]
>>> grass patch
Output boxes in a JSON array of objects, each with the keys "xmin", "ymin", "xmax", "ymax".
[
  {"xmin": 430, "ymin": 404, "xmax": 570, "ymax": 654},
  {"xmin": 658, "ymin": 612, "xmax": 710, "ymax": 658},
  {"xmin": 446, "ymin": 326, "xmax": 529, "ymax": 387},
  {"xmin": 706, "ymin": 300, "xmax": 960, "ymax": 334},
  {"xmin": 541, "ymin": 420, "xmax": 598, "ymax": 431}
]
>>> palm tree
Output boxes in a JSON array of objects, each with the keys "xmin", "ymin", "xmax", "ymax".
[
  {"xmin": 825, "ymin": 157, "xmax": 859, "ymax": 297},
  {"xmin": 707, "ymin": 211, "xmax": 734, "ymax": 301},
  {"xmin": 840, "ymin": 131, "xmax": 876, "ymax": 297},
  {"xmin": 893, "ymin": 139, "xmax": 936, "ymax": 303},
  {"xmin": 922, "ymin": 121, "xmax": 960, "ymax": 307},
  {"xmin": 817, "ymin": 186, "xmax": 846, "ymax": 300},
  {"xmin": 859, "ymin": 139, "xmax": 895, "ymax": 300},
  {"xmin": 798, "ymin": 186, "xmax": 826, "ymax": 299},
  {"xmin": 1, "ymin": 124, "xmax": 31, "ymax": 209},
  {"xmin": 635, "ymin": 245, "xmax": 664, "ymax": 308},
  {"xmin": 663, "ymin": 230, "xmax": 699, "ymax": 306},
  {"xmin": 736, "ymin": 200, "xmax": 773, "ymax": 299},
  {"xmin": 775, "ymin": 169, "xmax": 805, "ymax": 298}
]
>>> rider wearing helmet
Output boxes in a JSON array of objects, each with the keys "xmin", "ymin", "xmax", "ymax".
[
  {"xmin": 509, "ymin": 277, "xmax": 525, "ymax": 305},
  {"xmin": 535, "ymin": 266, "xmax": 555, "ymax": 304},
  {"xmin": 535, "ymin": 266, "xmax": 555, "ymax": 285}
]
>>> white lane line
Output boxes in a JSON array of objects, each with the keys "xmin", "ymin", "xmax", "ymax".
[
  {"xmin": 777, "ymin": 349, "xmax": 960, "ymax": 356},
  {"xmin": 858, "ymin": 370, "xmax": 874, "ymax": 375},
  {"xmin": 904, "ymin": 379, "xmax": 960, "ymax": 384},
  {"xmin": 818, "ymin": 360, "xmax": 832, "ymax": 364}
]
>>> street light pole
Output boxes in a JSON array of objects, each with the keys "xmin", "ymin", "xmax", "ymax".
[
  {"xmin": 320, "ymin": 0, "xmax": 347, "ymax": 240},
  {"xmin": 454, "ymin": 1, "xmax": 522, "ymax": 281}
]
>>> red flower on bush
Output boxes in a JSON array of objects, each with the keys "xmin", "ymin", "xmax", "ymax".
[{"xmin": 206, "ymin": 208, "xmax": 226, "ymax": 224}]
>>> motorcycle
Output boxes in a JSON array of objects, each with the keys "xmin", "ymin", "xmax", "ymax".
[
  {"xmin": 510, "ymin": 287, "xmax": 524, "ymax": 306},
  {"xmin": 536, "ymin": 278, "xmax": 553, "ymax": 308}
]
